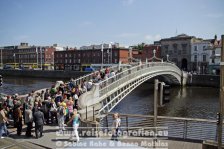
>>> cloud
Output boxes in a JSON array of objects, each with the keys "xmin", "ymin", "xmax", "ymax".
[
  {"xmin": 206, "ymin": 13, "xmax": 223, "ymax": 18},
  {"xmin": 117, "ymin": 33, "xmax": 139, "ymax": 38},
  {"xmin": 122, "ymin": 0, "xmax": 135, "ymax": 6},
  {"xmin": 145, "ymin": 34, "xmax": 161, "ymax": 41}
]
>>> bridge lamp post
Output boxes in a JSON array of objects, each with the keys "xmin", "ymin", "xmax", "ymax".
[
  {"xmin": 152, "ymin": 49, "xmax": 156, "ymax": 62},
  {"xmin": 166, "ymin": 54, "xmax": 169, "ymax": 62}
]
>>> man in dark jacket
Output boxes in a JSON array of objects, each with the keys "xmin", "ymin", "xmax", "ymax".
[{"xmin": 33, "ymin": 107, "xmax": 45, "ymax": 139}]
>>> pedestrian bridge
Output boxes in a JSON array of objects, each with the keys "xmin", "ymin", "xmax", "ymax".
[{"xmin": 77, "ymin": 62, "xmax": 188, "ymax": 119}]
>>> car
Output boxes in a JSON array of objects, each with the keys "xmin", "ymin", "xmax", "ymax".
[
  {"xmin": 84, "ymin": 67, "xmax": 95, "ymax": 72},
  {"xmin": 3, "ymin": 65, "xmax": 13, "ymax": 69}
]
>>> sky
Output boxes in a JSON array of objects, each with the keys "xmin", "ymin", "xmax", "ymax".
[{"xmin": 0, "ymin": 0, "xmax": 224, "ymax": 48}]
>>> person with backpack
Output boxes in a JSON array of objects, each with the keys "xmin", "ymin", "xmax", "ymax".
[{"xmin": 57, "ymin": 102, "xmax": 65, "ymax": 133}]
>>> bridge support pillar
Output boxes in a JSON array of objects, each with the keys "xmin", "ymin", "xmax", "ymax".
[{"xmin": 154, "ymin": 79, "xmax": 158, "ymax": 128}]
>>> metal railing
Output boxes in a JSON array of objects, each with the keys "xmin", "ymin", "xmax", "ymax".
[
  {"xmin": 101, "ymin": 113, "xmax": 223, "ymax": 142},
  {"xmin": 99, "ymin": 62, "xmax": 181, "ymax": 97},
  {"xmin": 71, "ymin": 65, "xmax": 120, "ymax": 86}
]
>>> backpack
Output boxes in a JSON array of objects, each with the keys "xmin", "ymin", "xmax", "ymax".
[{"xmin": 57, "ymin": 107, "xmax": 64, "ymax": 116}]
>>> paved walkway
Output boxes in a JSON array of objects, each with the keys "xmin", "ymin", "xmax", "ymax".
[{"xmin": 3, "ymin": 124, "xmax": 202, "ymax": 149}]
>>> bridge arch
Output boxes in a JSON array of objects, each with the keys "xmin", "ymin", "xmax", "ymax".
[{"xmin": 78, "ymin": 62, "xmax": 188, "ymax": 118}]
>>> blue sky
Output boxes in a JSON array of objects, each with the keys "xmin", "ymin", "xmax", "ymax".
[{"xmin": 0, "ymin": 0, "xmax": 224, "ymax": 48}]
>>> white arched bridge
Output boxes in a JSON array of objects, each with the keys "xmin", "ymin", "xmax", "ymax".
[{"xmin": 75, "ymin": 61, "xmax": 188, "ymax": 119}]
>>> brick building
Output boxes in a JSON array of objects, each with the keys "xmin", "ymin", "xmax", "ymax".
[
  {"xmin": 132, "ymin": 45, "xmax": 161, "ymax": 62},
  {"xmin": 54, "ymin": 46, "xmax": 129, "ymax": 71},
  {"xmin": 0, "ymin": 43, "xmax": 55, "ymax": 69}
]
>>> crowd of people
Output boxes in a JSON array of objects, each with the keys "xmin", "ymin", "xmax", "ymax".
[{"xmin": 0, "ymin": 67, "xmax": 121, "ymax": 140}]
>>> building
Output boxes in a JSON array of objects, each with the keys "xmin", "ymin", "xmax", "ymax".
[
  {"xmin": 0, "ymin": 43, "xmax": 55, "ymax": 70},
  {"xmin": 132, "ymin": 44, "xmax": 161, "ymax": 62},
  {"xmin": 207, "ymin": 35, "xmax": 222, "ymax": 75},
  {"xmin": 191, "ymin": 40, "xmax": 211, "ymax": 74},
  {"xmin": 54, "ymin": 44, "xmax": 129, "ymax": 71},
  {"xmin": 160, "ymin": 34, "xmax": 202, "ymax": 71}
]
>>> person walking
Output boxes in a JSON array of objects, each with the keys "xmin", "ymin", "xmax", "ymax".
[
  {"xmin": 67, "ymin": 109, "xmax": 80, "ymax": 142},
  {"xmin": 0, "ymin": 104, "xmax": 9, "ymax": 138},
  {"xmin": 24, "ymin": 106, "xmax": 33, "ymax": 137},
  {"xmin": 111, "ymin": 113, "xmax": 121, "ymax": 141},
  {"xmin": 33, "ymin": 107, "xmax": 45, "ymax": 139}
]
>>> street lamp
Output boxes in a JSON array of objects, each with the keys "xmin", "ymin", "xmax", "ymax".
[
  {"xmin": 0, "ymin": 48, "xmax": 3, "ymax": 68},
  {"xmin": 36, "ymin": 47, "xmax": 38, "ymax": 68},
  {"xmin": 101, "ymin": 43, "xmax": 104, "ymax": 69},
  {"xmin": 52, "ymin": 52, "xmax": 54, "ymax": 70},
  {"xmin": 13, "ymin": 53, "xmax": 16, "ymax": 68}
]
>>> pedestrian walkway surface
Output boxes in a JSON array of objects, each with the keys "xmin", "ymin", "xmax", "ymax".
[{"xmin": 5, "ymin": 125, "xmax": 202, "ymax": 149}]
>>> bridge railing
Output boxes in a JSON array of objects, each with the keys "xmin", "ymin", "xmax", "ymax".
[
  {"xmin": 72, "ymin": 65, "xmax": 121, "ymax": 86},
  {"xmin": 101, "ymin": 113, "xmax": 222, "ymax": 142},
  {"xmin": 99, "ymin": 62, "xmax": 181, "ymax": 97}
]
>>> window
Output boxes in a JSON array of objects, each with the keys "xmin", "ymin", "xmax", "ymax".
[
  {"xmin": 114, "ymin": 52, "xmax": 118, "ymax": 57},
  {"xmin": 164, "ymin": 45, "xmax": 169, "ymax": 54},
  {"xmin": 114, "ymin": 58, "xmax": 118, "ymax": 63},
  {"xmin": 194, "ymin": 55, "xmax": 197, "ymax": 62},
  {"xmin": 65, "ymin": 54, "xmax": 67, "ymax": 58},
  {"xmin": 194, "ymin": 46, "xmax": 197, "ymax": 51},
  {"xmin": 182, "ymin": 44, "xmax": 187, "ymax": 54},
  {"xmin": 212, "ymin": 59, "xmax": 215, "ymax": 63},
  {"xmin": 203, "ymin": 46, "xmax": 206, "ymax": 51},
  {"xmin": 65, "ymin": 59, "xmax": 67, "ymax": 63},
  {"xmin": 178, "ymin": 50, "xmax": 181, "ymax": 55},
  {"xmin": 173, "ymin": 44, "xmax": 177, "ymax": 53},
  {"xmin": 203, "ymin": 55, "xmax": 206, "ymax": 62}
]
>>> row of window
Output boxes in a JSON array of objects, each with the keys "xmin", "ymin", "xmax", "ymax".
[
  {"xmin": 18, "ymin": 54, "xmax": 45, "ymax": 59},
  {"xmin": 194, "ymin": 46, "xmax": 207, "ymax": 51},
  {"xmin": 165, "ymin": 49, "xmax": 187, "ymax": 55},
  {"xmin": 55, "ymin": 52, "xmax": 118, "ymax": 58},
  {"xmin": 194, "ymin": 55, "xmax": 207, "ymax": 62},
  {"xmin": 55, "ymin": 58, "xmax": 118, "ymax": 64}
]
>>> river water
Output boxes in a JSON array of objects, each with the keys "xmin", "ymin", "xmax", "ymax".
[{"xmin": 0, "ymin": 77, "xmax": 219, "ymax": 119}]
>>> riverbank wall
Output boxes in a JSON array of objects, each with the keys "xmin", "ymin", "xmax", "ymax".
[
  {"xmin": 0, "ymin": 70, "xmax": 220, "ymax": 87},
  {"xmin": 0, "ymin": 69, "xmax": 90, "ymax": 79},
  {"xmin": 187, "ymin": 74, "xmax": 219, "ymax": 87}
]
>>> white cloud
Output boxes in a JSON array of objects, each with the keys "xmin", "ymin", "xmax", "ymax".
[
  {"xmin": 117, "ymin": 33, "xmax": 139, "ymax": 38},
  {"xmin": 144, "ymin": 34, "xmax": 161, "ymax": 41},
  {"xmin": 206, "ymin": 13, "xmax": 223, "ymax": 18},
  {"xmin": 122, "ymin": 0, "xmax": 135, "ymax": 6}
]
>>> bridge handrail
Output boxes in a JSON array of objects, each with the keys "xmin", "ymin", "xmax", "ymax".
[
  {"xmin": 102, "ymin": 113, "xmax": 221, "ymax": 142},
  {"xmin": 72, "ymin": 65, "xmax": 120, "ymax": 86},
  {"xmin": 98, "ymin": 62, "xmax": 181, "ymax": 96}
]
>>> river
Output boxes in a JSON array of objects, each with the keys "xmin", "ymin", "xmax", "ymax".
[{"xmin": 0, "ymin": 76, "xmax": 219, "ymax": 119}]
